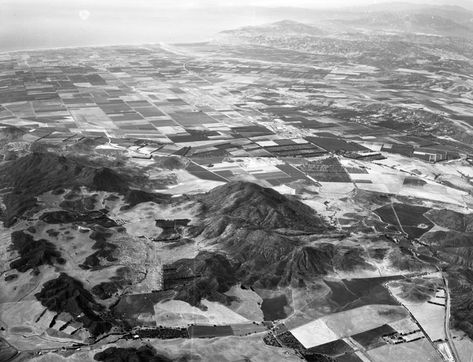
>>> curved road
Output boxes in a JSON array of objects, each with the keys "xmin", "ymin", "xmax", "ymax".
[{"xmin": 444, "ymin": 275, "xmax": 461, "ymax": 362}]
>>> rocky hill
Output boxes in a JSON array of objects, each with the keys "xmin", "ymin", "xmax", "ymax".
[
  {"xmin": 192, "ymin": 181, "xmax": 329, "ymax": 233},
  {"xmin": 0, "ymin": 152, "xmax": 169, "ymax": 226},
  {"xmin": 161, "ymin": 182, "xmax": 385, "ymax": 306}
]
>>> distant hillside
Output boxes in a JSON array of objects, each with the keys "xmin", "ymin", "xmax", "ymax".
[
  {"xmin": 217, "ymin": 4, "xmax": 473, "ymax": 43},
  {"xmin": 220, "ymin": 19, "xmax": 325, "ymax": 38},
  {"xmin": 329, "ymin": 10, "xmax": 473, "ymax": 36}
]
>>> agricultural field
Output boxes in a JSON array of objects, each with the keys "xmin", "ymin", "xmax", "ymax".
[
  {"xmin": 387, "ymin": 279, "xmax": 447, "ymax": 342},
  {"xmin": 290, "ymin": 305, "xmax": 407, "ymax": 349},
  {"xmin": 374, "ymin": 203, "xmax": 433, "ymax": 239},
  {"xmin": 367, "ymin": 339, "xmax": 443, "ymax": 362}
]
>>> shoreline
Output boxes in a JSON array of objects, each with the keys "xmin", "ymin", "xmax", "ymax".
[
  {"xmin": 0, "ymin": 38, "xmax": 213, "ymax": 56},
  {"xmin": 0, "ymin": 42, "xmax": 163, "ymax": 56}
]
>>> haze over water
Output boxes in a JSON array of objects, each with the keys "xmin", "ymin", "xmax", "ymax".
[
  {"xmin": 0, "ymin": 2, "xmax": 295, "ymax": 52},
  {"xmin": 1, "ymin": 0, "xmax": 471, "ymax": 52}
]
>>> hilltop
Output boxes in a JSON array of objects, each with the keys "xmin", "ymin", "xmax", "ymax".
[
  {"xmin": 218, "ymin": 4, "xmax": 473, "ymax": 42},
  {"xmin": 193, "ymin": 181, "xmax": 329, "ymax": 233}
]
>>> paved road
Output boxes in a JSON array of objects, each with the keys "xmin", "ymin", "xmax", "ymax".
[{"xmin": 444, "ymin": 275, "xmax": 461, "ymax": 362}]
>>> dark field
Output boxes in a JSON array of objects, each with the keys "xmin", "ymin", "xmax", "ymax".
[
  {"xmin": 113, "ymin": 291, "xmax": 174, "ymax": 324},
  {"xmin": 94, "ymin": 346, "xmax": 173, "ymax": 362},
  {"xmin": 232, "ymin": 125, "xmax": 274, "ymax": 137},
  {"xmin": 325, "ymin": 276, "xmax": 402, "ymax": 312},
  {"xmin": 403, "ymin": 177, "xmax": 426, "ymax": 186},
  {"xmin": 306, "ymin": 136, "xmax": 368, "ymax": 153},
  {"xmin": 374, "ymin": 203, "xmax": 433, "ymax": 239},
  {"xmin": 425, "ymin": 209, "xmax": 473, "ymax": 232},
  {"xmin": 261, "ymin": 294, "xmax": 289, "ymax": 321},
  {"xmin": 0, "ymin": 338, "xmax": 18, "ymax": 362},
  {"xmin": 132, "ymin": 327, "xmax": 189, "ymax": 339},
  {"xmin": 188, "ymin": 325, "xmax": 234, "ymax": 338},
  {"xmin": 351, "ymin": 324, "xmax": 396, "ymax": 350},
  {"xmin": 185, "ymin": 162, "xmax": 228, "ymax": 182},
  {"xmin": 308, "ymin": 339, "xmax": 354, "ymax": 357},
  {"xmin": 335, "ymin": 353, "xmax": 364, "ymax": 362},
  {"xmin": 297, "ymin": 157, "xmax": 351, "ymax": 183},
  {"xmin": 170, "ymin": 111, "xmax": 217, "ymax": 126}
]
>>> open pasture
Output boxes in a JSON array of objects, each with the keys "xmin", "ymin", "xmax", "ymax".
[
  {"xmin": 291, "ymin": 304, "xmax": 407, "ymax": 349},
  {"xmin": 367, "ymin": 338, "xmax": 442, "ymax": 362}
]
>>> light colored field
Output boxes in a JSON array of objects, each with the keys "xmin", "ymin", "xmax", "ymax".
[
  {"xmin": 6, "ymin": 334, "xmax": 78, "ymax": 352},
  {"xmin": 118, "ymin": 201, "xmax": 198, "ymax": 239},
  {"xmin": 291, "ymin": 318, "xmax": 339, "ymax": 348},
  {"xmin": 0, "ymin": 300, "xmax": 55, "ymax": 334},
  {"xmin": 388, "ymin": 318, "xmax": 419, "ymax": 334},
  {"xmin": 121, "ymin": 213, "xmax": 163, "ymax": 239},
  {"xmin": 332, "ymin": 259, "xmax": 407, "ymax": 279},
  {"xmin": 235, "ymin": 157, "xmax": 284, "ymax": 172},
  {"xmin": 340, "ymin": 158, "xmax": 404, "ymax": 194},
  {"xmin": 0, "ymin": 226, "xmax": 13, "ymax": 274},
  {"xmin": 31, "ymin": 334, "xmax": 300, "ymax": 362},
  {"xmin": 323, "ymin": 305, "xmax": 407, "ymax": 337},
  {"xmin": 352, "ymin": 155, "xmax": 473, "ymax": 207},
  {"xmin": 388, "ymin": 284, "xmax": 446, "ymax": 341},
  {"xmin": 284, "ymin": 282, "xmax": 333, "ymax": 330},
  {"xmin": 161, "ymin": 170, "xmax": 225, "ymax": 195},
  {"xmin": 70, "ymin": 108, "xmax": 117, "ymax": 130},
  {"xmin": 368, "ymin": 338, "xmax": 443, "ymax": 362},
  {"xmin": 374, "ymin": 155, "xmax": 473, "ymax": 207},
  {"xmin": 399, "ymin": 182, "xmax": 468, "ymax": 207},
  {"xmin": 438, "ymin": 174, "xmax": 473, "ymax": 193},
  {"xmin": 451, "ymin": 330, "xmax": 473, "ymax": 362},
  {"xmin": 0, "ymin": 300, "xmax": 85, "ymax": 350},
  {"xmin": 225, "ymin": 285, "xmax": 264, "ymax": 322},
  {"xmin": 231, "ymin": 323, "xmax": 267, "ymax": 336},
  {"xmin": 149, "ymin": 332, "xmax": 290, "ymax": 362},
  {"xmin": 403, "ymin": 302, "xmax": 445, "ymax": 341},
  {"xmin": 0, "ymin": 266, "xmax": 59, "ymax": 304},
  {"xmin": 356, "ymin": 182, "xmax": 392, "ymax": 194},
  {"xmin": 273, "ymin": 184, "xmax": 297, "ymax": 195},
  {"xmin": 290, "ymin": 304, "xmax": 408, "ymax": 348},
  {"xmin": 153, "ymin": 299, "xmax": 250, "ymax": 327},
  {"xmin": 318, "ymin": 182, "xmax": 355, "ymax": 195}
]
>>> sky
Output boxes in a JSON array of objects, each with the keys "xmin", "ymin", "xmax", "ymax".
[
  {"xmin": 2, "ymin": 0, "xmax": 471, "ymax": 9},
  {"xmin": 2, "ymin": 0, "xmax": 470, "ymax": 8},
  {"xmin": 1, "ymin": 0, "xmax": 472, "ymax": 52}
]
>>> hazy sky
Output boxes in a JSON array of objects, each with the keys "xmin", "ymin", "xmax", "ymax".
[
  {"xmin": 1, "ymin": 0, "xmax": 472, "ymax": 52},
  {"xmin": 2, "ymin": 0, "xmax": 471, "ymax": 10},
  {"xmin": 2, "ymin": 0, "xmax": 471, "ymax": 8}
]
